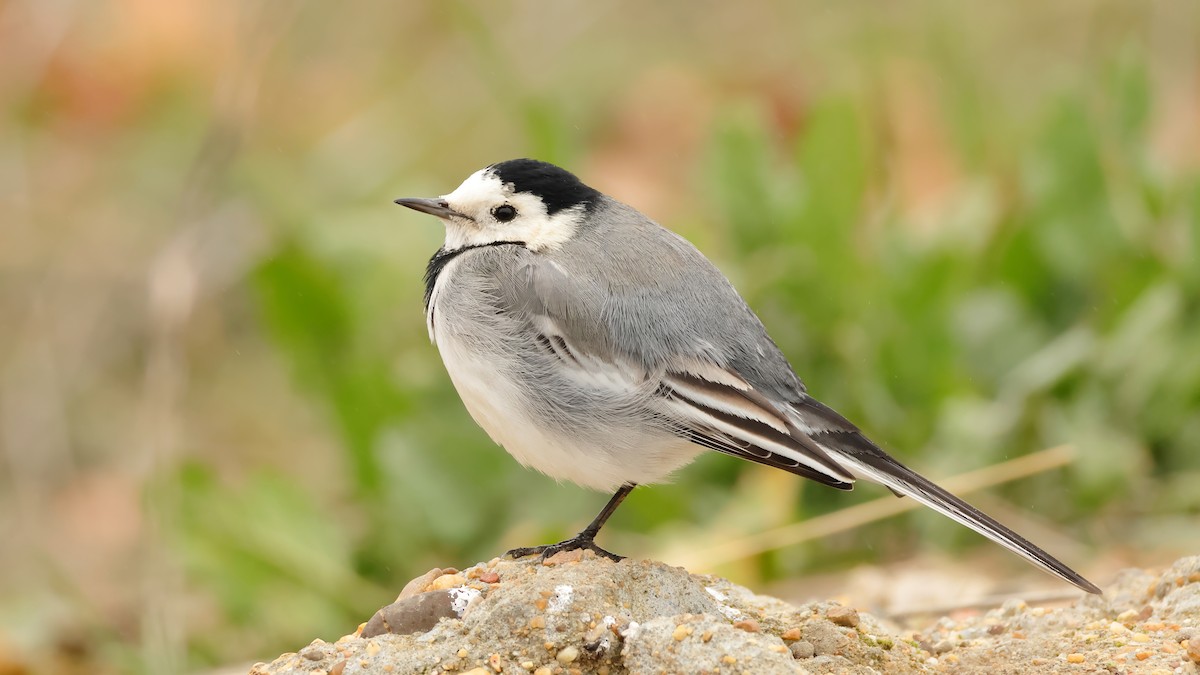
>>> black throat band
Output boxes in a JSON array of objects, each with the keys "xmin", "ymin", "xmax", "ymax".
[{"xmin": 424, "ymin": 240, "xmax": 526, "ymax": 309}]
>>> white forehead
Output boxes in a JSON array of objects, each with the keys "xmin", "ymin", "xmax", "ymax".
[{"xmin": 441, "ymin": 169, "xmax": 509, "ymax": 208}]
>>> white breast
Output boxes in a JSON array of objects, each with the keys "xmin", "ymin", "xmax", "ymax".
[{"xmin": 426, "ymin": 257, "xmax": 701, "ymax": 491}]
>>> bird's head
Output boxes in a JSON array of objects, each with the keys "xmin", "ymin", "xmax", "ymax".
[{"xmin": 395, "ymin": 158, "xmax": 601, "ymax": 252}]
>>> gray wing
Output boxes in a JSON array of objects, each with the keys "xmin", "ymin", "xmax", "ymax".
[{"xmin": 503, "ymin": 199, "xmax": 855, "ymax": 487}]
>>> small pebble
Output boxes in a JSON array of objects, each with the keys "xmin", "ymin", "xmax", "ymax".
[
  {"xmin": 520, "ymin": 661, "xmax": 534, "ymax": 669},
  {"xmin": 672, "ymin": 625, "xmax": 694, "ymax": 641},
  {"xmin": 556, "ymin": 646, "xmax": 580, "ymax": 664},
  {"xmin": 1117, "ymin": 609, "xmax": 1140, "ymax": 624},
  {"xmin": 789, "ymin": 640, "xmax": 815, "ymax": 659},
  {"xmin": 769, "ymin": 644, "xmax": 789, "ymax": 654},
  {"xmin": 781, "ymin": 627, "xmax": 802, "ymax": 641},
  {"xmin": 534, "ymin": 668, "xmax": 552, "ymax": 675},
  {"xmin": 479, "ymin": 571, "xmax": 500, "ymax": 584},
  {"xmin": 701, "ymin": 630, "xmax": 713, "ymax": 643},
  {"xmin": 362, "ymin": 591, "xmax": 457, "ymax": 637},
  {"xmin": 1130, "ymin": 633, "xmax": 1150, "ymax": 643},
  {"xmin": 530, "ymin": 616, "xmax": 545, "ymax": 629},
  {"xmin": 826, "ymin": 606, "xmax": 860, "ymax": 628},
  {"xmin": 1185, "ymin": 638, "xmax": 1200, "ymax": 662},
  {"xmin": 299, "ymin": 644, "xmax": 325, "ymax": 661},
  {"xmin": 931, "ymin": 640, "xmax": 954, "ymax": 655},
  {"xmin": 733, "ymin": 619, "xmax": 760, "ymax": 633},
  {"xmin": 721, "ymin": 655, "xmax": 737, "ymax": 664},
  {"xmin": 365, "ymin": 642, "xmax": 381, "ymax": 657},
  {"xmin": 462, "ymin": 668, "xmax": 489, "ymax": 675},
  {"xmin": 544, "ymin": 550, "xmax": 585, "ymax": 566},
  {"xmin": 1135, "ymin": 651, "xmax": 1150, "ymax": 661},
  {"xmin": 329, "ymin": 661, "xmax": 346, "ymax": 675},
  {"xmin": 397, "ymin": 568, "xmax": 443, "ymax": 601},
  {"xmin": 1066, "ymin": 653, "xmax": 1085, "ymax": 663},
  {"xmin": 457, "ymin": 648, "xmax": 469, "ymax": 658},
  {"xmin": 430, "ymin": 573, "xmax": 467, "ymax": 591}
]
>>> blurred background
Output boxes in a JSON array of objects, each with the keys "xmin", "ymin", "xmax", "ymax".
[{"xmin": 2, "ymin": 0, "xmax": 1199, "ymax": 672}]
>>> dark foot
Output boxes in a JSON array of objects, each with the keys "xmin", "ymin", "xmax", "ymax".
[{"xmin": 506, "ymin": 534, "xmax": 624, "ymax": 562}]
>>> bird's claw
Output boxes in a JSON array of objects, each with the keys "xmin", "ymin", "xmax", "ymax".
[{"xmin": 506, "ymin": 534, "xmax": 624, "ymax": 562}]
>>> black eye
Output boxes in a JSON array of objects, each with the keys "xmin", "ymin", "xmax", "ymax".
[{"xmin": 492, "ymin": 204, "xmax": 517, "ymax": 222}]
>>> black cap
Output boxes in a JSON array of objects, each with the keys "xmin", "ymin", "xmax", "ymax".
[{"xmin": 488, "ymin": 159, "xmax": 601, "ymax": 215}]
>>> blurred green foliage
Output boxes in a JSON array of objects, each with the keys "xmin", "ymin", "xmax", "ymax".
[{"xmin": 2, "ymin": 1, "xmax": 1199, "ymax": 673}]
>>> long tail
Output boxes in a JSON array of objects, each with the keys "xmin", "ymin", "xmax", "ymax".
[{"xmin": 792, "ymin": 397, "xmax": 1102, "ymax": 594}]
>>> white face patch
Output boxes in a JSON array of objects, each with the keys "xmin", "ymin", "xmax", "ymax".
[{"xmin": 436, "ymin": 169, "xmax": 584, "ymax": 252}]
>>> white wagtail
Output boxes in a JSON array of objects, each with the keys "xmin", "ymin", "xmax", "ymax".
[{"xmin": 395, "ymin": 158, "xmax": 1101, "ymax": 594}]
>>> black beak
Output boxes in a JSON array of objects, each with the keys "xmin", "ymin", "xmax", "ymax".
[{"xmin": 393, "ymin": 197, "xmax": 471, "ymax": 221}]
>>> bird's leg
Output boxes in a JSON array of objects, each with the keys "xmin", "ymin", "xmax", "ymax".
[{"xmin": 506, "ymin": 483, "xmax": 635, "ymax": 562}]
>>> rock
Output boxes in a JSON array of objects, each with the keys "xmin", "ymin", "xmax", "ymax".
[
  {"xmin": 250, "ymin": 556, "xmax": 924, "ymax": 674},
  {"xmin": 623, "ymin": 614, "xmax": 798, "ymax": 675},
  {"xmin": 250, "ymin": 555, "xmax": 1200, "ymax": 675}
]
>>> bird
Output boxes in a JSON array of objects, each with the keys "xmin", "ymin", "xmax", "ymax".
[{"xmin": 395, "ymin": 158, "xmax": 1101, "ymax": 594}]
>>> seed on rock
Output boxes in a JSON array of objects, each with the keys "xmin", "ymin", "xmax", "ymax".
[{"xmin": 826, "ymin": 606, "xmax": 860, "ymax": 628}]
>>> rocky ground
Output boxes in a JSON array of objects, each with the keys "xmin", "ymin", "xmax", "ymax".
[{"xmin": 250, "ymin": 554, "xmax": 1200, "ymax": 675}]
